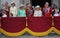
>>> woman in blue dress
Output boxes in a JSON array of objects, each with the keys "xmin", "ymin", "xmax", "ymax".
[{"xmin": 17, "ymin": 4, "xmax": 26, "ymax": 17}]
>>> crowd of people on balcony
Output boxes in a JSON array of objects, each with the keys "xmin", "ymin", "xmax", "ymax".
[{"xmin": 0, "ymin": 1, "xmax": 60, "ymax": 17}]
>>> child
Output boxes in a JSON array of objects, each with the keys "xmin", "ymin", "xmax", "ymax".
[
  {"xmin": 54, "ymin": 8, "xmax": 60, "ymax": 16},
  {"xmin": 53, "ymin": 7, "xmax": 60, "ymax": 16}
]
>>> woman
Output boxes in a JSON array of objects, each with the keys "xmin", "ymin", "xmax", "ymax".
[
  {"xmin": 17, "ymin": 4, "xmax": 26, "ymax": 17},
  {"xmin": 34, "ymin": 5, "xmax": 43, "ymax": 17},
  {"xmin": 26, "ymin": 4, "xmax": 33, "ymax": 17},
  {"xmin": 43, "ymin": 2, "xmax": 52, "ymax": 17},
  {"xmin": 1, "ymin": 4, "xmax": 7, "ymax": 17},
  {"xmin": 10, "ymin": 2, "xmax": 17, "ymax": 17},
  {"xmin": 5, "ymin": 2, "xmax": 10, "ymax": 17}
]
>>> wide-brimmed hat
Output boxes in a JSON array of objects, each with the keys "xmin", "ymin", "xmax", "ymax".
[
  {"xmin": 11, "ymin": 1, "xmax": 15, "ymax": 4},
  {"xmin": 20, "ymin": 4, "xmax": 24, "ymax": 7},
  {"xmin": 35, "ymin": 5, "xmax": 40, "ymax": 8}
]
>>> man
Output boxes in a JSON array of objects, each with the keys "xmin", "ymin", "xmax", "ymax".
[{"xmin": 42, "ymin": 2, "xmax": 52, "ymax": 17}]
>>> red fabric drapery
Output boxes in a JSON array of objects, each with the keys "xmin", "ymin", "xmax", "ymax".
[
  {"xmin": 27, "ymin": 17, "xmax": 52, "ymax": 32},
  {"xmin": 54, "ymin": 17, "xmax": 60, "ymax": 30},
  {"xmin": 1, "ymin": 17, "xmax": 60, "ymax": 36},
  {"xmin": 1, "ymin": 17, "xmax": 26, "ymax": 33}
]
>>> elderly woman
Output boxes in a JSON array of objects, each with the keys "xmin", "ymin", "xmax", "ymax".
[
  {"xmin": 43, "ymin": 2, "xmax": 52, "ymax": 17},
  {"xmin": 34, "ymin": 5, "xmax": 43, "ymax": 17},
  {"xmin": 17, "ymin": 4, "xmax": 26, "ymax": 17},
  {"xmin": 10, "ymin": 2, "xmax": 17, "ymax": 17}
]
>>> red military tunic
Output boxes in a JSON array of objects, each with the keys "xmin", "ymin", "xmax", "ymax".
[{"xmin": 42, "ymin": 7, "xmax": 52, "ymax": 17}]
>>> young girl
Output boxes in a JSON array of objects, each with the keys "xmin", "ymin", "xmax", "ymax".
[
  {"xmin": 53, "ymin": 7, "xmax": 60, "ymax": 16},
  {"xmin": 34, "ymin": 5, "xmax": 42, "ymax": 17}
]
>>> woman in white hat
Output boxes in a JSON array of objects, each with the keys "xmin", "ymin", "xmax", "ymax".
[
  {"xmin": 17, "ymin": 4, "xmax": 26, "ymax": 17},
  {"xmin": 10, "ymin": 2, "xmax": 17, "ymax": 17},
  {"xmin": 34, "ymin": 5, "xmax": 43, "ymax": 17}
]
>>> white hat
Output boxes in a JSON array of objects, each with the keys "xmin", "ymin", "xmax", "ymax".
[
  {"xmin": 11, "ymin": 1, "xmax": 15, "ymax": 4},
  {"xmin": 35, "ymin": 5, "xmax": 40, "ymax": 8},
  {"xmin": 20, "ymin": 4, "xmax": 24, "ymax": 7}
]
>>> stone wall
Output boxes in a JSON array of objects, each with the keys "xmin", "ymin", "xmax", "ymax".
[{"xmin": 0, "ymin": 0, "xmax": 60, "ymax": 8}]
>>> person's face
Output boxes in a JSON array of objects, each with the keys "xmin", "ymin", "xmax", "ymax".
[
  {"xmin": 45, "ymin": 3, "xmax": 49, "ymax": 8},
  {"xmin": 27, "ymin": 8, "xmax": 30, "ymax": 12},
  {"xmin": 35, "ymin": 8, "xmax": 40, "ymax": 11},
  {"xmin": 11, "ymin": 3, "xmax": 15, "ymax": 7},
  {"xmin": 20, "ymin": 6, "xmax": 24, "ymax": 9}
]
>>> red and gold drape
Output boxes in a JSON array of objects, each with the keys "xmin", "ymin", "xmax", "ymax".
[
  {"xmin": 0, "ymin": 17, "xmax": 26, "ymax": 36},
  {"xmin": 53, "ymin": 17, "xmax": 60, "ymax": 35},
  {"xmin": 0, "ymin": 17, "xmax": 60, "ymax": 36}
]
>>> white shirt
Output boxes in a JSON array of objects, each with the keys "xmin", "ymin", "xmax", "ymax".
[
  {"xmin": 34, "ymin": 10, "xmax": 42, "ymax": 17},
  {"xmin": 10, "ymin": 6, "xmax": 17, "ymax": 17},
  {"xmin": 54, "ymin": 14, "xmax": 60, "ymax": 16}
]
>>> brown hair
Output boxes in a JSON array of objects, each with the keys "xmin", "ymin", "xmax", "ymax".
[{"xmin": 11, "ymin": 3, "xmax": 15, "ymax": 6}]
